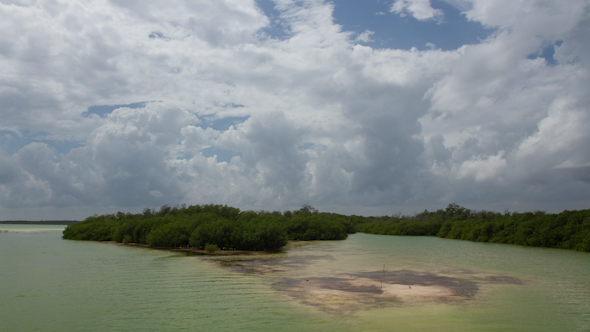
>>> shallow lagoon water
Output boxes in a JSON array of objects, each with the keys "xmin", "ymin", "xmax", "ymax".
[{"xmin": 1, "ymin": 225, "xmax": 589, "ymax": 331}]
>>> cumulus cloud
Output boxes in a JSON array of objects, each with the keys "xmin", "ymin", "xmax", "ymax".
[
  {"xmin": 0, "ymin": 0, "xmax": 589, "ymax": 219},
  {"xmin": 391, "ymin": 0, "xmax": 444, "ymax": 21},
  {"xmin": 355, "ymin": 30, "xmax": 375, "ymax": 43}
]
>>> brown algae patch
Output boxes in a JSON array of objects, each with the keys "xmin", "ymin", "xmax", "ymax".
[{"xmin": 209, "ymin": 254, "xmax": 336, "ymax": 274}]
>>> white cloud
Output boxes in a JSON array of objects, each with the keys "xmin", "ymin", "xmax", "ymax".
[
  {"xmin": 391, "ymin": 0, "xmax": 444, "ymax": 21},
  {"xmin": 355, "ymin": 30, "xmax": 375, "ymax": 43},
  {"xmin": 0, "ymin": 0, "xmax": 589, "ymax": 219},
  {"xmin": 458, "ymin": 151, "xmax": 507, "ymax": 182},
  {"xmin": 513, "ymin": 97, "xmax": 590, "ymax": 181}
]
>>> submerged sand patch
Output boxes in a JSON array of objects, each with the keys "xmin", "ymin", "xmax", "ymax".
[
  {"xmin": 272, "ymin": 270, "xmax": 482, "ymax": 315},
  {"xmin": 209, "ymin": 254, "xmax": 523, "ymax": 315}
]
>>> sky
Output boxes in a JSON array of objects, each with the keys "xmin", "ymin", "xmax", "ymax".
[{"xmin": 1, "ymin": 0, "xmax": 589, "ymax": 220}]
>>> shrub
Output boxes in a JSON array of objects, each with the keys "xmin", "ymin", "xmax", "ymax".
[{"xmin": 205, "ymin": 243, "xmax": 220, "ymax": 252}]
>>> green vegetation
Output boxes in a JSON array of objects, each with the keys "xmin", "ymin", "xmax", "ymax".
[
  {"xmin": 62, "ymin": 204, "xmax": 356, "ymax": 251},
  {"xmin": 63, "ymin": 203, "xmax": 590, "ymax": 252},
  {"xmin": 356, "ymin": 203, "xmax": 590, "ymax": 252},
  {"xmin": 204, "ymin": 243, "xmax": 220, "ymax": 252}
]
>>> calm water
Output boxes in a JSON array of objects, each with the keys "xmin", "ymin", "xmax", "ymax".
[{"xmin": 1, "ymin": 225, "xmax": 589, "ymax": 331}]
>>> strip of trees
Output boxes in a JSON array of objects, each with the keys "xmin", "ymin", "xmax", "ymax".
[
  {"xmin": 63, "ymin": 203, "xmax": 590, "ymax": 252},
  {"xmin": 356, "ymin": 204, "xmax": 590, "ymax": 252}
]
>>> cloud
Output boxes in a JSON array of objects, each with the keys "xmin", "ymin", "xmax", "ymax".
[
  {"xmin": 391, "ymin": 0, "xmax": 444, "ymax": 21},
  {"xmin": 355, "ymin": 30, "xmax": 375, "ymax": 43},
  {"xmin": 0, "ymin": 0, "xmax": 589, "ymax": 219},
  {"xmin": 513, "ymin": 97, "xmax": 590, "ymax": 183},
  {"xmin": 458, "ymin": 151, "xmax": 507, "ymax": 182}
]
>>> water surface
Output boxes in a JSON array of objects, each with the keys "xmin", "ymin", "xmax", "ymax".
[{"xmin": 1, "ymin": 225, "xmax": 588, "ymax": 331}]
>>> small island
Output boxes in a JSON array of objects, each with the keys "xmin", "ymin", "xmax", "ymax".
[{"xmin": 62, "ymin": 204, "xmax": 356, "ymax": 252}]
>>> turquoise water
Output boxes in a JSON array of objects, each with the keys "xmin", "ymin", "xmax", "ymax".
[{"xmin": 1, "ymin": 225, "xmax": 589, "ymax": 331}]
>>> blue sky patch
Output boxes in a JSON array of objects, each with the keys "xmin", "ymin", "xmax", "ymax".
[
  {"xmin": 200, "ymin": 116, "xmax": 250, "ymax": 131},
  {"xmin": 84, "ymin": 101, "xmax": 148, "ymax": 118},
  {"xmin": 331, "ymin": 0, "xmax": 492, "ymax": 50},
  {"xmin": 202, "ymin": 147, "xmax": 242, "ymax": 163},
  {"xmin": 0, "ymin": 130, "xmax": 83, "ymax": 156},
  {"xmin": 255, "ymin": 0, "xmax": 492, "ymax": 49},
  {"xmin": 527, "ymin": 41, "xmax": 562, "ymax": 66},
  {"xmin": 256, "ymin": 0, "xmax": 291, "ymax": 40}
]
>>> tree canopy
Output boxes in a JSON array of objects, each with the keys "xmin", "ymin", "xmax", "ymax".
[{"xmin": 62, "ymin": 204, "xmax": 356, "ymax": 251}]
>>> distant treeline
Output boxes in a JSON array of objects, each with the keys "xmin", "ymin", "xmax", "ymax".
[
  {"xmin": 1, "ymin": 220, "xmax": 80, "ymax": 225},
  {"xmin": 62, "ymin": 204, "xmax": 357, "ymax": 251},
  {"xmin": 356, "ymin": 204, "xmax": 590, "ymax": 252}
]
